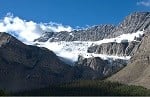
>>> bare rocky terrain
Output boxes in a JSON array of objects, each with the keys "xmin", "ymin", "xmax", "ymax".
[{"xmin": 108, "ymin": 32, "xmax": 150, "ymax": 89}]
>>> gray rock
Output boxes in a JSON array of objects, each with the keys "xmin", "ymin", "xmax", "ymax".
[
  {"xmin": 107, "ymin": 12, "xmax": 150, "ymax": 38},
  {"xmin": 75, "ymin": 57, "xmax": 111, "ymax": 79},
  {"xmin": 88, "ymin": 41, "xmax": 140, "ymax": 56},
  {"xmin": 75, "ymin": 56, "xmax": 128, "ymax": 79},
  {"xmin": 35, "ymin": 25, "xmax": 115, "ymax": 42},
  {"xmin": 35, "ymin": 12, "xmax": 150, "ymax": 42}
]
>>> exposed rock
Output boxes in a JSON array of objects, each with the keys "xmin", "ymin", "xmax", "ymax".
[
  {"xmin": 35, "ymin": 12, "xmax": 150, "ymax": 43},
  {"xmin": 75, "ymin": 57, "xmax": 111, "ymax": 79},
  {"xmin": 88, "ymin": 41, "xmax": 140, "ymax": 56},
  {"xmin": 107, "ymin": 12, "xmax": 150, "ymax": 38},
  {"xmin": 108, "ymin": 33, "xmax": 150, "ymax": 89},
  {"xmin": 75, "ymin": 56, "xmax": 128, "ymax": 79},
  {"xmin": 35, "ymin": 25, "xmax": 115, "ymax": 42}
]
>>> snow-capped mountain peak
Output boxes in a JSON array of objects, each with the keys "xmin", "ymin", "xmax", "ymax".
[{"xmin": 34, "ymin": 30, "xmax": 145, "ymax": 64}]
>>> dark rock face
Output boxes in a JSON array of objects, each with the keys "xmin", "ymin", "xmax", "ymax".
[
  {"xmin": 35, "ymin": 25, "xmax": 115, "ymax": 42},
  {"xmin": 107, "ymin": 12, "xmax": 150, "ymax": 38},
  {"xmin": 88, "ymin": 41, "xmax": 140, "ymax": 56},
  {"xmin": 75, "ymin": 56, "xmax": 127, "ymax": 79},
  {"xmin": 0, "ymin": 33, "xmax": 76, "ymax": 92}
]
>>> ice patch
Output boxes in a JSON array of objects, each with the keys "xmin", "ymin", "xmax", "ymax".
[{"xmin": 94, "ymin": 30, "xmax": 144, "ymax": 45}]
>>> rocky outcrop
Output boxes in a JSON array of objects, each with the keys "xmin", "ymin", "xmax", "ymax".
[
  {"xmin": 0, "ymin": 32, "xmax": 76, "ymax": 92},
  {"xmin": 75, "ymin": 56, "xmax": 128, "ymax": 79},
  {"xmin": 35, "ymin": 25, "xmax": 115, "ymax": 42},
  {"xmin": 88, "ymin": 41, "xmax": 140, "ymax": 56},
  {"xmin": 108, "ymin": 33, "xmax": 150, "ymax": 89}
]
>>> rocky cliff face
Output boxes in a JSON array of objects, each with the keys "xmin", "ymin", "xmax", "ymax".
[
  {"xmin": 75, "ymin": 57, "xmax": 111, "ymax": 79},
  {"xmin": 75, "ymin": 56, "xmax": 127, "ymax": 79},
  {"xmin": 108, "ymin": 32, "xmax": 150, "ymax": 89},
  {"xmin": 87, "ymin": 12, "xmax": 150, "ymax": 57},
  {"xmin": 0, "ymin": 32, "xmax": 76, "ymax": 92},
  {"xmin": 35, "ymin": 25, "xmax": 115, "ymax": 42},
  {"xmin": 88, "ymin": 41, "xmax": 140, "ymax": 56}
]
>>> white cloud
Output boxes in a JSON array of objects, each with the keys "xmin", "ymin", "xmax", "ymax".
[
  {"xmin": 0, "ymin": 13, "xmax": 73, "ymax": 42},
  {"xmin": 137, "ymin": 0, "xmax": 150, "ymax": 7}
]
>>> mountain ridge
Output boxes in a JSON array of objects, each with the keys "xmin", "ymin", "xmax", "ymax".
[{"xmin": 0, "ymin": 11, "xmax": 150, "ymax": 93}]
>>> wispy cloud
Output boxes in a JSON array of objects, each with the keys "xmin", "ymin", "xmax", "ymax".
[
  {"xmin": 0, "ymin": 13, "xmax": 73, "ymax": 42},
  {"xmin": 137, "ymin": 0, "xmax": 150, "ymax": 7}
]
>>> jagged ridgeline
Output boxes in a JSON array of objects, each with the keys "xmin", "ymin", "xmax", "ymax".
[
  {"xmin": 34, "ymin": 25, "xmax": 115, "ymax": 42},
  {"xmin": 35, "ymin": 12, "xmax": 150, "ymax": 42}
]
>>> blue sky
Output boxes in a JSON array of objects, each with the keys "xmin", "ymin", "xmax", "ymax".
[{"xmin": 0, "ymin": 0, "xmax": 150, "ymax": 27}]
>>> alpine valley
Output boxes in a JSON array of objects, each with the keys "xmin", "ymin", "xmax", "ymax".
[{"xmin": 0, "ymin": 12, "xmax": 150, "ymax": 96}]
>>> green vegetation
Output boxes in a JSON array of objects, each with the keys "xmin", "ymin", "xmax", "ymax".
[
  {"xmin": 12, "ymin": 80, "xmax": 150, "ymax": 96},
  {"xmin": 0, "ymin": 90, "xmax": 5, "ymax": 96}
]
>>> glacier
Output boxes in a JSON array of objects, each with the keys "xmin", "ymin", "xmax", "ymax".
[{"xmin": 33, "ymin": 30, "xmax": 144, "ymax": 64}]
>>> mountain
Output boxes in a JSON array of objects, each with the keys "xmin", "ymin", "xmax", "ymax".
[
  {"xmin": 108, "ymin": 32, "xmax": 150, "ymax": 89},
  {"xmin": 87, "ymin": 41, "xmax": 140, "ymax": 56},
  {"xmin": 0, "ymin": 32, "xmax": 76, "ymax": 92},
  {"xmin": 25, "ymin": 12, "xmax": 150, "ymax": 90},
  {"xmin": 106, "ymin": 12, "xmax": 150, "ymax": 89},
  {"xmin": 33, "ymin": 12, "xmax": 150, "ymax": 81},
  {"xmin": 0, "ymin": 12, "xmax": 150, "ymax": 93},
  {"xmin": 87, "ymin": 12, "xmax": 150, "ymax": 57},
  {"xmin": 35, "ymin": 12, "xmax": 150, "ymax": 43}
]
